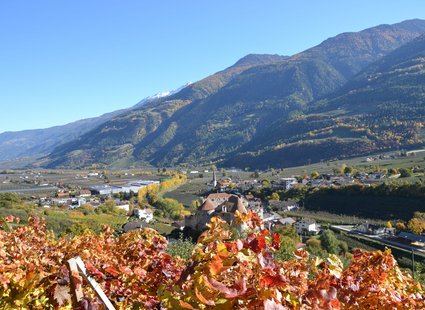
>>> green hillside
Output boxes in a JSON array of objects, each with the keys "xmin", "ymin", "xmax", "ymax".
[
  {"xmin": 43, "ymin": 19, "xmax": 425, "ymax": 169},
  {"xmin": 229, "ymin": 34, "xmax": 425, "ymax": 169}
]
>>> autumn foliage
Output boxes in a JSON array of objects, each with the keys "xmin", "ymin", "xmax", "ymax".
[{"xmin": 1, "ymin": 212, "xmax": 424, "ymax": 309}]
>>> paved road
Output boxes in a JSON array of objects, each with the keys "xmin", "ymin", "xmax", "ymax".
[{"xmin": 331, "ymin": 225, "xmax": 425, "ymax": 257}]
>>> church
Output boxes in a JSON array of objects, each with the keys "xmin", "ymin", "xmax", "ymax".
[{"xmin": 184, "ymin": 192, "xmax": 263, "ymax": 232}]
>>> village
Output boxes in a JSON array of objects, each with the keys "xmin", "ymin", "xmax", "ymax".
[
  {"xmin": 175, "ymin": 172, "xmax": 425, "ymax": 254},
  {"xmin": 1, "ymin": 165, "xmax": 425, "ymax": 255}
]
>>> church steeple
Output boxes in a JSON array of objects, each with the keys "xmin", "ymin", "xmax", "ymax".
[{"xmin": 213, "ymin": 169, "xmax": 217, "ymax": 188}]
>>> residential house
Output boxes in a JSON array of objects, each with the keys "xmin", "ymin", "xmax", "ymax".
[
  {"xmin": 269, "ymin": 200, "xmax": 299, "ymax": 212},
  {"xmin": 246, "ymin": 196, "xmax": 263, "ymax": 218},
  {"xmin": 294, "ymin": 218, "xmax": 319, "ymax": 235},
  {"xmin": 356, "ymin": 223, "xmax": 386, "ymax": 235},
  {"xmin": 123, "ymin": 221, "xmax": 149, "ymax": 233},
  {"xmin": 79, "ymin": 189, "xmax": 92, "ymax": 197},
  {"xmin": 134, "ymin": 208, "xmax": 154, "ymax": 223},
  {"xmin": 237, "ymin": 179, "xmax": 259, "ymax": 192},
  {"xmin": 272, "ymin": 177, "xmax": 298, "ymax": 190},
  {"xmin": 368, "ymin": 172, "xmax": 386, "ymax": 180},
  {"xmin": 301, "ymin": 177, "xmax": 310, "ymax": 186},
  {"xmin": 217, "ymin": 177, "xmax": 233, "ymax": 192},
  {"xmin": 57, "ymin": 190, "xmax": 70, "ymax": 198},
  {"xmin": 267, "ymin": 217, "xmax": 296, "ymax": 231},
  {"xmin": 69, "ymin": 197, "xmax": 87, "ymax": 209}
]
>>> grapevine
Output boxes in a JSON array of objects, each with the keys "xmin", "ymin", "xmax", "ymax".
[{"xmin": 0, "ymin": 213, "xmax": 424, "ymax": 309}]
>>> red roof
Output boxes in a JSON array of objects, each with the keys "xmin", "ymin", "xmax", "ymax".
[
  {"xmin": 207, "ymin": 193, "xmax": 231, "ymax": 200},
  {"xmin": 199, "ymin": 199, "xmax": 216, "ymax": 211}
]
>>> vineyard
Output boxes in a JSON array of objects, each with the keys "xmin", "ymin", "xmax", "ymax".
[{"xmin": 1, "ymin": 212, "xmax": 424, "ymax": 309}]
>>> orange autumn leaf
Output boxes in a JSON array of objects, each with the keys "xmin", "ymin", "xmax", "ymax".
[
  {"xmin": 179, "ymin": 300, "xmax": 196, "ymax": 309},
  {"xmin": 195, "ymin": 286, "xmax": 216, "ymax": 306}
]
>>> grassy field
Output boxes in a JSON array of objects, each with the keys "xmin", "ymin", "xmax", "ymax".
[
  {"xmin": 278, "ymin": 152, "xmax": 425, "ymax": 178},
  {"xmin": 0, "ymin": 204, "xmax": 128, "ymax": 237},
  {"xmin": 163, "ymin": 177, "xmax": 207, "ymax": 207},
  {"xmin": 284, "ymin": 210, "xmax": 385, "ymax": 225}
]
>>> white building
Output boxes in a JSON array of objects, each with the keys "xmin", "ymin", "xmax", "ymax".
[
  {"xmin": 134, "ymin": 208, "xmax": 154, "ymax": 223},
  {"xmin": 272, "ymin": 177, "xmax": 298, "ymax": 190},
  {"xmin": 69, "ymin": 197, "xmax": 87, "ymax": 209},
  {"xmin": 294, "ymin": 218, "xmax": 319, "ymax": 235},
  {"xmin": 90, "ymin": 185, "xmax": 116, "ymax": 195},
  {"xmin": 356, "ymin": 223, "xmax": 385, "ymax": 235},
  {"xmin": 90, "ymin": 180, "xmax": 159, "ymax": 195}
]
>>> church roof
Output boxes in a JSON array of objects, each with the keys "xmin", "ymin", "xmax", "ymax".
[
  {"xmin": 227, "ymin": 195, "xmax": 247, "ymax": 213},
  {"xmin": 236, "ymin": 197, "xmax": 247, "ymax": 213},
  {"xmin": 207, "ymin": 193, "xmax": 232, "ymax": 200},
  {"xmin": 199, "ymin": 199, "xmax": 216, "ymax": 211}
]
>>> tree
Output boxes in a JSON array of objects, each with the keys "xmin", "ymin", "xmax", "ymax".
[
  {"xmin": 399, "ymin": 168, "xmax": 412, "ymax": 178},
  {"xmin": 413, "ymin": 211, "xmax": 425, "ymax": 219},
  {"xmin": 270, "ymin": 192, "xmax": 280, "ymax": 201},
  {"xmin": 311, "ymin": 171, "xmax": 320, "ymax": 179},
  {"xmin": 306, "ymin": 238, "xmax": 324, "ymax": 256},
  {"xmin": 388, "ymin": 168, "xmax": 399, "ymax": 175},
  {"xmin": 319, "ymin": 229, "xmax": 340, "ymax": 254},
  {"xmin": 396, "ymin": 222, "xmax": 406, "ymax": 231},
  {"xmin": 338, "ymin": 241, "xmax": 349, "ymax": 255},
  {"xmin": 343, "ymin": 166, "xmax": 354, "ymax": 174},
  {"xmin": 251, "ymin": 171, "xmax": 260, "ymax": 178},
  {"xmin": 262, "ymin": 179, "xmax": 271, "ymax": 187},
  {"xmin": 128, "ymin": 198, "xmax": 135, "ymax": 216},
  {"xmin": 408, "ymin": 217, "xmax": 425, "ymax": 234},
  {"xmin": 190, "ymin": 199, "xmax": 200, "ymax": 212},
  {"xmin": 339, "ymin": 164, "xmax": 347, "ymax": 175},
  {"xmin": 65, "ymin": 222, "xmax": 92, "ymax": 237},
  {"xmin": 154, "ymin": 198, "xmax": 186, "ymax": 220},
  {"xmin": 104, "ymin": 199, "xmax": 116, "ymax": 208}
]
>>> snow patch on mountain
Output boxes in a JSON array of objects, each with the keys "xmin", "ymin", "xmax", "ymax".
[{"xmin": 133, "ymin": 82, "xmax": 192, "ymax": 108}]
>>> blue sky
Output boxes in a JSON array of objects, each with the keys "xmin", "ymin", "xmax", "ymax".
[{"xmin": 1, "ymin": 0, "xmax": 424, "ymax": 133}]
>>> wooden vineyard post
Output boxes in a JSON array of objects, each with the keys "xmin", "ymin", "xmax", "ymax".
[
  {"xmin": 67, "ymin": 257, "xmax": 84, "ymax": 305},
  {"xmin": 67, "ymin": 256, "xmax": 116, "ymax": 310}
]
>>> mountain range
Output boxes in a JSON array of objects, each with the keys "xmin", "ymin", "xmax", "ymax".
[
  {"xmin": 2, "ymin": 19, "xmax": 425, "ymax": 170},
  {"xmin": 0, "ymin": 85, "xmax": 187, "ymax": 164}
]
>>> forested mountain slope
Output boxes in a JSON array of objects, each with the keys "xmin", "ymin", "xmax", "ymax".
[
  {"xmin": 228, "ymin": 34, "xmax": 425, "ymax": 168},
  {"xmin": 43, "ymin": 19, "xmax": 425, "ymax": 169}
]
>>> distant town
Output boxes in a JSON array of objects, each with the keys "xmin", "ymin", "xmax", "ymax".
[{"xmin": 1, "ymin": 152, "xmax": 424, "ymax": 259}]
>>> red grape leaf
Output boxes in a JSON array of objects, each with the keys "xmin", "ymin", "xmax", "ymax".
[
  {"xmin": 105, "ymin": 266, "xmax": 120, "ymax": 277},
  {"xmin": 208, "ymin": 277, "xmax": 247, "ymax": 298}
]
